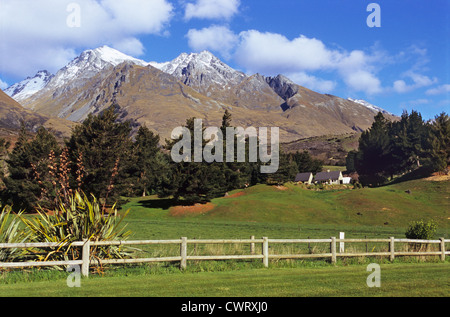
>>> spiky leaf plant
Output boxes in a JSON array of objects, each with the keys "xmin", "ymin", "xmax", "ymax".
[
  {"xmin": 0, "ymin": 206, "xmax": 27, "ymax": 263},
  {"xmin": 20, "ymin": 192, "xmax": 132, "ymax": 268}
]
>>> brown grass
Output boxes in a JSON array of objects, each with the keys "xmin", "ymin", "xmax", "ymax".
[{"xmin": 169, "ymin": 203, "xmax": 215, "ymax": 217}]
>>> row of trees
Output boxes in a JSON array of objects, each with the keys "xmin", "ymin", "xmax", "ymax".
[
  {"xmin": 0, "ymin": 107, "xmax": 322, "ymax": 212},
  {"xmin": 347, "ymin": 111, "xmax": 449, "ymax": 186}
]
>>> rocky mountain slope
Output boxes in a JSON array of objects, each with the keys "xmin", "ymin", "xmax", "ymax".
[
  {"xmin": 5, "ymin": 70, "xmax": 53, "ymax": 102},
  {"xmin": 0, "ymin": 89, "xmax": 74, "ymax": 137},
  {"xmin": 7, "ymin": 46, "xmax": 396, "ymax": 143}
]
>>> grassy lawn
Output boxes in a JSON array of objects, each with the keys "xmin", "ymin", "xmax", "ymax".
[
  {"xmin": 1, "ymin": 178, "xmax": 448, "ymax": 297},
  {"xmin": 120, "ymin": 178, "xmax": 449, "ymax": 241},
  {"xmin": 1, "ymin": 263, "xmax": 448, "ymax": 297}
]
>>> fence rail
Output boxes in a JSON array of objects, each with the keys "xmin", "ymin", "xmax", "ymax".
[{"xmin": 1, "ymin": 237, "xmax": 448, "ymax": 277}]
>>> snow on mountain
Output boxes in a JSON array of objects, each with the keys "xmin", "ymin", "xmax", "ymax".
[
  {"xmin": 5, "ymin": 70, "xmax": 54, "ymax": 102},
  {"xmin": 7, "ymin": 46, "xmax": 150, "ymax": 103},
  {"xmin": 348, "ymin": 98, "xmax": 392, "ymax": 115},
  {"xmin": 156, "ymin": 51, "xmax": 246, "ymax": 88},
  {"xmin": 49, "ymin": 45, "xmax": 149, "ymax": 89}
]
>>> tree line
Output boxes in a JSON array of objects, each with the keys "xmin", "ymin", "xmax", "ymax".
[
  {"xmin": 347, "ymin": 111, "xmax": 449, "ymax": 186},
  {"xmin": 0, "ymin": 106, "xmax": 322, "ymax": 212}
]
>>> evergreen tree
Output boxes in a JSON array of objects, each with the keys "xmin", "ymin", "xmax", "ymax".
[
  {"xmin": 345, "ymin": 150, "xmax": 358, "ymax": 173},
  {"xmin": 267, "ymin": 152, "xmax": 298, "ymax": 185},
  {"xmin": 132, "ymin": 125, "xmax": 167, "ymax": 197},
  {"xmin": 66, "ymin": 106, "xmax": 134, "ymax": 205},
  {"xmin": 4, "ymin": 126, "xmax": 61, "ymax": 211},
  {"xmin": 423, "ymin": 112, "xmax": 450, "ymax": 172},
  {"xmin": 162, "ymin": 117, "xmax": 227, "ymax": 204},
  {"xmin": 0, "ymin": 137, "xmax": 11, "ymax": 191},
  {"xmin": 291, "ymin": 151, "xmax": 323, "ymax": 174},
  {"xmin": 354, "ymin": 112, "xmax": 391, "ymax": 186}
]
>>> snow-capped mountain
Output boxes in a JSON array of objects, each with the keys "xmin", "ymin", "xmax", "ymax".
[
  {"xmin": 348, "ymin": 98, "xmax": 392, "ymax": 115},
  {"xmin": 48, "ymin": 46, "xmax": 148, "ymax": 89},
  {"xmin": 6, "ymin": 46, "xmax": 149, "ymax": 103},
  {"xmin": 153, "ymin": 51, "xmax": 246, "ymax": 90},
  {"xmin": 5, "ymin": 70, "xmax": 54, "ymax": 102},
  {"xmin": 3, "ymin": 45, "xmax": 398, "ymax": 142}
]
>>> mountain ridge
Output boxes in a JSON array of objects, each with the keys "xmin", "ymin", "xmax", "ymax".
[{"xmin": 4, "ymin": 46, "xmax": 396, "ymax": 143}]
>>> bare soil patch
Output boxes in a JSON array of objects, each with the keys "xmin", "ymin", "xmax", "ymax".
[{"xmin": 169, "ymin": 203, "xmax": 215, "ymax": 217}]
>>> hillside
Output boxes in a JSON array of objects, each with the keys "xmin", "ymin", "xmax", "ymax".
[
  {"xmin": 10, "ymin": 46, "xmax": 397, "ymax": 143},
  {"xmin": 123, "ymin": 178, "xmax": 449, "ymax": 230},
  {"xmin": 0, "ymin": 89, "xmax": 74, "ymax": 138},
  {"xmin": 281, "ymin": 133, "xmax": 361, "ymax": 165}
]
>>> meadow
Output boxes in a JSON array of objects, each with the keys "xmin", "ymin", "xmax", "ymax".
[{"xmin": 0, "ymin": 177, "xmax": 449, "ymax": 297}]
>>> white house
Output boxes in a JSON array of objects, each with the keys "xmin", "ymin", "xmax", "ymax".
[
  {"xmin": 295, "ymin": 172, "xmax": 314, "ymax": 185},
  {"xmin": 314, "ymin": 171, "xmax": 344, "ymax": 185}
]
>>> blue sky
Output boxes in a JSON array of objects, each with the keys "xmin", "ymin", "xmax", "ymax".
[{"xmin": 0, "ymin": 0, "xmax": 448, "ymax": 120}]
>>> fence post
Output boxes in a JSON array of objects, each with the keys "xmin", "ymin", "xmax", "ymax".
[
  {"xmin": 250, "ymin": 236, "xmax": 255, "ymax": 255},
  {"xmin": 440, "ymin": 238, "xmax": 446, "ymax": 262},
  {"xmin": 180, "ymin": 237, "xmax": 187, "ymax": 270},
  {"xmin": 262, "ymin": 237, "xmax": 269, "ymax": 268},
  {"xmin": 82, "ymin": 240, "xmax": 90, "ymax": 277},
  {"xmin": 339, "ymin": 232, "xmax": 345, "ymax": 253},
  {"xmin": 390, "ymin": 237, "xmax": 395, "ymax": 262},
  {"xmin": 331, "ymin": 237, "xmax": 336, "ymax": 264}
]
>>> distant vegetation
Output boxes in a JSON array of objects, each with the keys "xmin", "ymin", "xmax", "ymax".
[
  {"xmin": 0, "ymin": 107, "xmax": 448, "ymax": 213},
  {"xmin": 0, "ymin": 107, "xmax": 323, "ymax": 211},
  {"xmin": 347, "ymin": 111, "xmax": 449, "ymax": 187}
]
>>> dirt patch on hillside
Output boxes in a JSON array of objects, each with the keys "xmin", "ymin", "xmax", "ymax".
[
  {"xmin": 169, "ymin": 203, "xmax": 215, "ymax": 217},
  {"xmin": 225, "ymin": 191, "xmax": 246, "ymax": 198},
  {"xmin": 425, "ymin": 173, "xmax": 450, "ymax": 182},
  {"xmin": 273, "ymin": 185, "xmax": 289, "ymax": 191}
]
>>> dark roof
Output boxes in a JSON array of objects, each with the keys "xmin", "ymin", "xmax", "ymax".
[
  {"xmin": 314, "ymin": 171, "xmax": 342, "ymax": 181},
  {"xmin": 295, "ymin": 172, "xmax": 313, "ymax": 182}
]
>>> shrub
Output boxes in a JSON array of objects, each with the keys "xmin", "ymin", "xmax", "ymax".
[
  {"xmin": 20, "ymin": 192, "xmax": 132, "ymax": 268},
  {"xmin": 0, "ymin": 206, "xmax": 27, "ymax": 262},
  {"xmin": 405, "ymin": 219, "xmax": 437, "ymax": 240}
]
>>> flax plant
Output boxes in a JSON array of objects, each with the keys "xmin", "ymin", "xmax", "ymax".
[
  {"xmin": 20, "ymin": 192, "xmax": 132, "ymax": 268},
  {"xmin": 0, "ymin": 206, "xmax": 27, "ymax": 263}
]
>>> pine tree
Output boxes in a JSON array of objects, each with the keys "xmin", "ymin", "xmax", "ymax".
[
  {"xmin": 267, "ymin": 152, "xmax": 298, "ymax": 185},
  {"xmin": 291, "ymin": 151, "xmax": 323, "ymax": 174},
  {"xmin": 4, "ymin": 126, "xmax": 61, "ymax": 211},
  {"xmin": 132, "ymin": 125, "xmax": 166, "ymax": 197},
  {"xmin": 354, "ymin": 112, "xmax": 391, "ymax": 186},
  {"xmin": 423, "ymin": 112, "xmax": 450, "ymax": 172},
  {"xmin": 66, "ymin": 105, "xmax": 133, "ymax": 206}
]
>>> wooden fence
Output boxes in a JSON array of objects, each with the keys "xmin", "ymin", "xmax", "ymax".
[{"xmin": 0, "ymin": 236, "xmax": 449, "ymax": 277}]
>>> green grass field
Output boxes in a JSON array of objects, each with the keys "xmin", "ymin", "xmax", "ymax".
[
  {"xmin": 1, "ymin": 263, "xmax": 448, "ymax": 297},
  {"xmin": 1, "ymin": 178, "xmax": 449, "ymax": 297},
  {"xmin": 120, "ymin": 178, "xmax": 449, "ymax": 240}
]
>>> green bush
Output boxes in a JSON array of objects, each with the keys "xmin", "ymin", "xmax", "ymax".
[
  {"xmin": 405, "ymin": 219, "xmax": 437, "ymax": 240},
  {"xmin": 0, "ymin": 206, "xmax": 27, "ymax": 262},
  {"xmin": 20, "ymin": 192, "xmax": 132, "ymax": 266}
]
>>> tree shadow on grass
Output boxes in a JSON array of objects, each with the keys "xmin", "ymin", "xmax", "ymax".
[{"xmin": 135, "ymin": 198, "xmax": 198, "ymax": 210}]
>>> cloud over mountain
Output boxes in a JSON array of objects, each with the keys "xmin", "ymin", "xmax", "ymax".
[
  {"xmin": 184, "ymin": 0, "xmax": 240, "ymax": 21},
  {"xmin": 0, "ymin": 0, "xmax": 173, "ymax": 78}
]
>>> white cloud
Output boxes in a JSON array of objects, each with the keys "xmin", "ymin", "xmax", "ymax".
[
  {"xmin": 0, "ymin": 79, "xmax": 9, "ymax": 90},
  {"xmin": 426, "ymin": 84, "xmax": 450, "ymax": 95},
  {"xmin": 342, "ymin": 70, "xmax": 382, "ymax": 95},
  {"xmin": 286, "ymin": 72, "xmax": 336, "ymax": 93},
  {"xmin": 184, "ymin": 0, "xmax": 240, "ymax": 20},
  {"xmin": 233, "ymin": 30, "xmax": 383, "ymax": 95},
  {"xmin": 0, "ymin": 0, "xmax": 174, "ymax": 79},
  {"xmin": 186, "ymin": 25, "xmax": 238, "ymax": 59},
  {"xmin": 235, "ymin": 31, "xmax": 337, "ymax": 74},
  {"xmin": 393, "ymin": 72, "xmax": 438, "ymax": 93},
  {"xmin": 111, "ymin": 38, "xmax": 145, "ymax": 56}
]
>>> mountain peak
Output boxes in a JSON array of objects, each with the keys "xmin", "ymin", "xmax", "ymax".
[
  {"xmin": 156, "ymin": 50, "xmax": 246, "ymax": 90},
  {"xmin": 5, "ymin": 70, "xmax": 54, "ymax": 101},
  {"xmin": 88, "ymin": 46, "xmax": 148, "ymax": 67},
  {"xmin": 47, "ymin": 46, "xmax": 148, "ymax": 89},
  {"xmin": 347, "ymin": 98, "xmax": 392, "ymax": 115}
]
